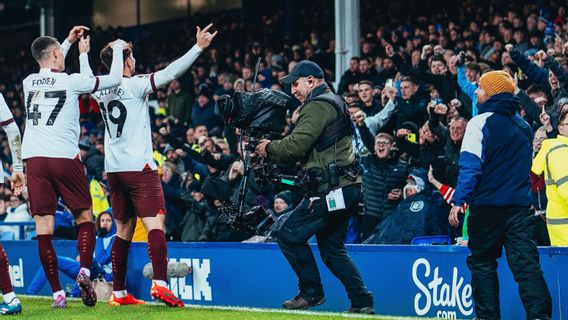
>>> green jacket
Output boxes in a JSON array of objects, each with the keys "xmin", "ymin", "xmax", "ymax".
[
  {"xmin": 167, "ymin": 90, "xmax": 192, "ymax": 124},
  {"xmin": 267, "ymin": 83, "xmax": 361, "ymax": 188}
]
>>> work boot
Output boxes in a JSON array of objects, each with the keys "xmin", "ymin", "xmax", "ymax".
[
  {"xmin": 282, "ymin": 295, "xmax": 325, "ymax": 310},
  {"xmin": 348, "ymin": 306, "xmax": 375, "ymax": 314}
]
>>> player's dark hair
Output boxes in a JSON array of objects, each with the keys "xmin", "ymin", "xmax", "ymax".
[
  {"xmin": 31, "ymin": 36, "xmax": 59, "ymax": 61},
  {"xmin": 100, "ymin": 42, "xmax": 133, "ymax": 70}
]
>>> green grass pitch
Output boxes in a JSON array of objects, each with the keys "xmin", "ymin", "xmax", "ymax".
[{"xmin": 10, "ymin": 296, "xmax": 432, "ymax": 319}]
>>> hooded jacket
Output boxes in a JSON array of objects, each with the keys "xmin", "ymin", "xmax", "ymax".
[
  {"xmin": 94, "ymin": 213, "xmax": 116, "ymax": 281},
  {"xmin": 453, "ymin": 93, "xmax": 533, "ymax": 207},
  {"xmin": 364, "ymin": 168, "xmax": 451, "ymax": 244}
]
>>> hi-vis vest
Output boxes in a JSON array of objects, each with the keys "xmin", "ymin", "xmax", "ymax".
[
  {"xmin": 90, "ymin": 179, "xmax": 110, "ymax": 218},
  {"xmin": 532, "ymin": 135, "xmax": 568, "ymax": 246}
]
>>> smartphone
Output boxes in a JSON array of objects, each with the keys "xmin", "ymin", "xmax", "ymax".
[
  {"xmin": 406, "ymin": 133, "xmax": 416, "ymax": 143},
  {"xmin": 385, "ymin": 79, "xmax": 394, "ymax": 88}
]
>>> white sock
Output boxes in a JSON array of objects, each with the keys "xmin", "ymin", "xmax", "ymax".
[
  {"xmin": 80, "ymin": 267, "xmax": 91, "ymax": 277},
  {"xmin": 3, "ymin": 292, "xmax": 15, "ymax": 304},
  {"xmin": 153, "ymin": 280, "xmax": 167, "ymax": 287},
  {"xmin": 113, "ymin": 290, "xmax": 127, "ymax": 298},
  {"xmin": 53, "ymin": 290, "xmax": 66, "ymax": 300}
]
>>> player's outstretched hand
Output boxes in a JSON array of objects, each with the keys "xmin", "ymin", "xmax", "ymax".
[
  {"xmin": 79, "ymin": 35, "xmax": 90, "ymax": 54},
  {"xmin": 11, "ymin": 171, "xmax": 25, "ymax": 197},
  {"xmin": 67, "ymin": 26, "xmax": 90, "ymax": 43},
  {"xmin": 196, "ymin": 23, "xmax": 218, "ymax": 49}
]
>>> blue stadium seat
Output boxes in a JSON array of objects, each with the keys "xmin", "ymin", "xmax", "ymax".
[
  {"xmin": 411, "ymin": 235, "xmax": 452, "ymax": 246},
  {"xmin": 1, "ymin": 230, "xmax": 15, "ymax": 240}
]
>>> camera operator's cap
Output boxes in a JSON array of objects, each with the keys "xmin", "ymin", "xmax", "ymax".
[
  {"xmin": 478, "ymin": 70, "xmax": 516, "ymax": 98},
  {"xmin": 279, "ymin": 60, "xmax": 324, "ymax": 84}
]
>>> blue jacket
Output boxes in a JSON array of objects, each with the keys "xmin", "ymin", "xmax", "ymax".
[
  {"xmin": 510, "ymin": 50, "xmax": 552, "ymax": 93},
  {"xmin": 453, "ymin": 93, "xmax": 533, "ymax": 207},
  {"xmin": 191, "ymin": 101, "xmax": 223, "ymax": 131},
  {"xmin": 457, "ymin": 66, "xmax": 478, "ymax": 116},
  {"xmin": 93, "ymin": 215, "xmax": 116, "ymax": 281},
  {"xmin": 364, "ymin": 169, "xmax": 451, "ymax": 244}
]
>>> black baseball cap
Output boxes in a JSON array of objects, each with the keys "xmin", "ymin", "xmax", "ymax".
[{"xmin": 280, "ymin": 60, "xmax": 324, "ymax": 84}]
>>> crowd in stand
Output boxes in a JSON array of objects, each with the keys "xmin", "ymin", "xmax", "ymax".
[{"xmin": 0, "ymin": 0, "xmax": 567, "ymax": 245}]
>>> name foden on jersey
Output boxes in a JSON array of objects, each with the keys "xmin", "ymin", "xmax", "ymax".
[
  {"xmin": 95, "ymin": 86, "xmax": 125, "ymax": 100},
  {"xmin": 31, "ymin": 77, "xmax": 56, "ymax": 86}
]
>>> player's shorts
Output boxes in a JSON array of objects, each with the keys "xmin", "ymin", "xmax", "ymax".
[
  {"xmin": 26, "ymin": 157, "xmax": 92, "ymax": 216},
  {"xmin": 107, "ymin": 167, "xmax": 166, "ymax": 221}
]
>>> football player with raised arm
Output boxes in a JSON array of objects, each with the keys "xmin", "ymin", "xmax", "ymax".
[
  {"xmin": 0, "ymin": 92, "xmax": 25, "ymax": 315},
  {"xmin": 81, "ymin": 24, "xmax": 216, "ymax": 307},
  {"xmin": 22, "ymin": 26, "xmax": 127, "ymax": 308}
]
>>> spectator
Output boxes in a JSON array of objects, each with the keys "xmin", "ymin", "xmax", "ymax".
[
  {"xmin": 532, "ymin": 107, "xmax": 568, "ymax": 246},
  {"xmin": 357, "ymin": 80, "xmax": 381, "ymax": 116},
  {"xmin": 84, "ymin": 138, "xmax": 105, "ymax": 181},
  {"xmin": 364, "ymin": 168, "xmax": 450, "ymax": 244},
  {"xmin": 450, "ymin": 70, "xmax": 552, "ymax": 319},
  {"xmin": 428, "ymin": 104, "xmax": 468, "ymax": 187},
  {"xmin": 358, "ymin": 57, "xmax": 380, "ymax": 84},
  {"xmin": 397, "ymin": 120, "xmax": 446, "ymax": 182},
  {"xmin": 337, "ymin": 57, "xmax": 360, "ymax": 95},
  {"xmin": 180, "ymin": 178, "xmax": 217, "ymax": 242},
  {"xmin": 161, "ymin": 161, "xmax": 185, "ymax": 240},
  {"xmin": 359, "ymin": 131, "xmax": 410, "ymax": 240},
  {"xmin": 392, "ymin": 76, "xmax": 429, "ymax": 129},
  {"xmin": 0, "ymin": 194, "xmax": 31, "ymax": 239},
  {"xmin": 167, "ymin": 79, "xmax": 192, "ymax": 125},
  {"xmin": 191, "ymin": 92, "xmax": 223, "ymax": 137},
  {"xmin": 27, "ymin": 211, "xmax": 116, "ymax": 296}
]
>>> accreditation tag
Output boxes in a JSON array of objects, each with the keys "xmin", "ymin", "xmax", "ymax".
[{"xmin": 325, "ymin": 188, "xmax": 346, "ymax": 212}]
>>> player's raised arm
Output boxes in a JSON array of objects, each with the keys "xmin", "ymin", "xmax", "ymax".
[
  {"xmin": 71, "ymin": 39, "xmax": 126, "ymax": 94},
  {"xmin": 61, "ymin": 25, "xmax": 89, "ymax": 58},
  {"xmin": 78, "ymin": 35, "xmax": 94, "ymax": 76},
  {"xmin": 152, "ymin": 23, "xmax": 218, "ymax": 89},
  {"xmin": 0, "ymin": 94, "xmax": 24, "ymax": 195}
]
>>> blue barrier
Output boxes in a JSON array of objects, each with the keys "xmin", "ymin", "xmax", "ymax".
[{"xmin": 2, "ymin": 241, "xmax": 567, "ymax": 319}]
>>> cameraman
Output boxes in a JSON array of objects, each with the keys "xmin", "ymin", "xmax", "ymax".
[{"xmin": 255, "ymin": 60, "xmax": 374, "ymax": 314}]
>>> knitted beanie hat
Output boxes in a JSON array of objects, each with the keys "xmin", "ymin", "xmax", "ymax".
[{"xmin": 478, "ymin": 70, "xmax": 516, "ymax": 98}]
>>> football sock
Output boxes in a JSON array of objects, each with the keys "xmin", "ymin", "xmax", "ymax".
[
  {"xmin": 77, "ymin": 222, "xmax": 96, "ymax": 270},
  {"xmin": 0, "ymin": 244, "xmax": 14, "ymax": 295},
  {"xmin": 113, "ymin": 290, "xmax": 127, "ymax": 298},
  {"xmin": 111, "ymin": 236, "xmax": 131, "ymax": 291},
  {"xmin": 37, "ymin": 235, "xmax": 62, "ymax": 293},
  {"xmin": 2, "ymin": 292, "xmax": 15, "ymax": 304},
  {"xmin": 148, "ymin": 229, "xmax": 167, "ymax": 282},
  {"xmin": 52, "ymin": 290, "xmax": 65, "ymax": 300}
]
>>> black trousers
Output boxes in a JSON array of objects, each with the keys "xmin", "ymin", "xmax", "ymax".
[
  {"xmin": 467, "ymin": 205, "xmax": 552, "ymax": 320},
  {"xmin": 277, "ymin": 185, "xmax": 374, "ymax": 308}
]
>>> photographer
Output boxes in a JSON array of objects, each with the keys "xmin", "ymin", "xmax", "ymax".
[{"xmin": 255, "ymin": 60, "xmax": 374, "ymax": 314}]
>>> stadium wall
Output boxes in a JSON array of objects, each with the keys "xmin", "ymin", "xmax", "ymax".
[{"xmin": 3, "ymin": 241, "xmax": 567, "ymax": 319}]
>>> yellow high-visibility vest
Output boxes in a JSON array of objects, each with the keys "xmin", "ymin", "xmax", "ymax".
[{"xmin": 532, "ymin": 135, "xmax": 568, "ymax": 246}]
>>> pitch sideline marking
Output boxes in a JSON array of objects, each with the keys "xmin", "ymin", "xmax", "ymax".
[{"xmin": 21, "ymin": 295, "xmax": 425, "ymax": 319}]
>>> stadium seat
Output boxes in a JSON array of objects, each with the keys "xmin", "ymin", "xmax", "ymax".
[
  {"xmin": 1, "ymin": 230, "xmax": 15, "ymax": 240},
  {"xmin": 411, "ymin": 235, "xmax": 452, "ymax": 246}
]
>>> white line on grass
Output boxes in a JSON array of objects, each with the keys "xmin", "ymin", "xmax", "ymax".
[{"xmin": 21, "ymin": 295, "xmax": 425, "ymax": 320}]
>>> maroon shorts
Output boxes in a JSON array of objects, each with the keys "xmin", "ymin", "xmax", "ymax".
[
  {"xmin": 26, "ymin": 157, "xmax": 92, "ymax": 216},
  {"xmin": 107, "ymin": 168, "xmax": 166, "ymax": 221}
]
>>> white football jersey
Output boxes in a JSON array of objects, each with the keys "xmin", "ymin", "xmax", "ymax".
[
  {"xmin": 0, "ymin": 93, "xmax": 14, "ymax": 126},
  {"xmin": 0, "ymin": 93, "xmax": 16, "ymax": 183},
  {"xmin": 92, "ymin": 74, "xmax": 157, "ymax": 172},
  {"xmin": 22, "ymin": 68, "xmax": 101, "ymax": 159}
]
